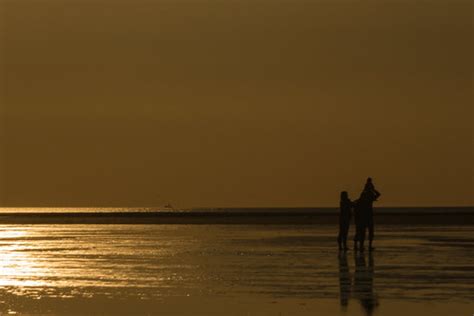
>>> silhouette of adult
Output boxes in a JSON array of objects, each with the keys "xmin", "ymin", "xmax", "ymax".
[
  {"xmin": 338, "ymin": 191, "xmax": 353, "ymax": 251},
  {"xmin": 354, "ymin": 178, "xmax": 381, "ymax": 251}
]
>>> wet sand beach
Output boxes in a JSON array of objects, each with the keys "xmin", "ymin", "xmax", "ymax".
[{"xmin": 0, "ymin": 223, "xmax": 472, "ymax": 315}]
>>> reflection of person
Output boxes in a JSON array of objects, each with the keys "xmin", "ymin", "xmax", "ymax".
[
  {"xmin": 338, "ymin": 252, "xmax": 351, "ymax": 308},
  {"xmin": 353, "ymin": 252, "xmax": 378, "ymax": 316},
  {"xmin": 338, "ymin": 191, "xmax": 353, "ymax": 251}
]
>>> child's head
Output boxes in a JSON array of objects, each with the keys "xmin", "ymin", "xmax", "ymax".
[
  {"xmin": 364, "ymin": 177, "xmax": 374, "ymax": 191},
  {"xmin": 340, "ymin": 191, "xmax": 349, "ymax": 200}
]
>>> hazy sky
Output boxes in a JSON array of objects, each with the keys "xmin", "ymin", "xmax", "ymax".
[{"xmin": 0, "ymin": 0, "xmax": 472, "ymax": 207}]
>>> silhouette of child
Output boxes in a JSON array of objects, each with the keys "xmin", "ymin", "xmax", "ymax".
[
  {"xmin": 338, "ymin": 191, "xmax": 353, "ymax": 251},
  {"xmin": 364, "ymin": 178, "xmax": 380, "ymax": 201}
]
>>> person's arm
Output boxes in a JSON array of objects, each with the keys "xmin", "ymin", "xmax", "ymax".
[{"xmin": 374, "ymin": 190, "xmax": 381, "ymax": 199}]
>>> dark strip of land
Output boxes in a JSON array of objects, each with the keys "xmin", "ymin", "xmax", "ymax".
[{"xmin": 0, "ymin": 210, "xmax": 473, "ymax": 225}]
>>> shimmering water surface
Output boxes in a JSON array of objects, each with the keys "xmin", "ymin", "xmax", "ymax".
[{"xmin": 0, "ymin": 224, "xmax": 473, "ymax": 315}]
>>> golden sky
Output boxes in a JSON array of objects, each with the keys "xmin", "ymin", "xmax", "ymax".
[{"xmin": 0, "ymin": 0, "xmax": 472, "ymax": 207}]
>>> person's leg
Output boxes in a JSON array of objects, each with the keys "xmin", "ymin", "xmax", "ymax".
[
  {"xmin": 368, "ymin": 216, "xmax": 375, "ymax": 250},
  {"xmin": 343, "ymin": 221, "xmax": 350, "ymax": 250},
  {"xmin": 359, "ymin": 222, "xmax": 367, "ymax": 251},
  {"xmin": 354, "ymin": 223, "xmax": 359, "ymax": 250},
  {"xmin": 354, "ymin": 215, "xmax": 361, "ymax": 250},
  {"xmin": 338, "ymin": 222, "xmax": 343, "ymax": 250}
]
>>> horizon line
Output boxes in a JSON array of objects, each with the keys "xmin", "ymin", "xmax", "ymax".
[{"xmin": 0, "ymin": 205, "xmax": 473, "ymax": 209}]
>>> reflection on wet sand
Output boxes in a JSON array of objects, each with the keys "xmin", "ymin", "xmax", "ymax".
[
  {"xmin": 339, "ymin": 252, "xmax": 379, "ymax": 316},
  {"xmin": 338, "ymin": 253, "xmax": 350, "ymax": 308},
  {"xmin": 353, "ymin": 252, "xmax": 378, "ymax": 316},
  {"xmin": 0, "ymin": 225, "xmax": 473, "ymax": 315}
]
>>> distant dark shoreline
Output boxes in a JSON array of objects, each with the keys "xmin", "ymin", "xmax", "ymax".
[
  {"xmin": 191, "ymin": 206, "xmax": 474, "ymax": 213},
  {"xmin": 0, "ymin": 207, "xmax": 472, "ymax": 225}
]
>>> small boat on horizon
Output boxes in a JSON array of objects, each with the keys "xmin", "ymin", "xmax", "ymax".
[{"xmin": 164, "ymin": 204, "xmax": 175, "ymax": 210}]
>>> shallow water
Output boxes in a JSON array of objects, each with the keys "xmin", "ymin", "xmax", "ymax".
[{"xmin": 0, "ymin": 224, "xmax": 473, "ymax": 315}]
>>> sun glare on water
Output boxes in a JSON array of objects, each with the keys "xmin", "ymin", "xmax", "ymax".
[{"xmin": 0, "ymin": 227, "xmax": 49, "ymax": 288}]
